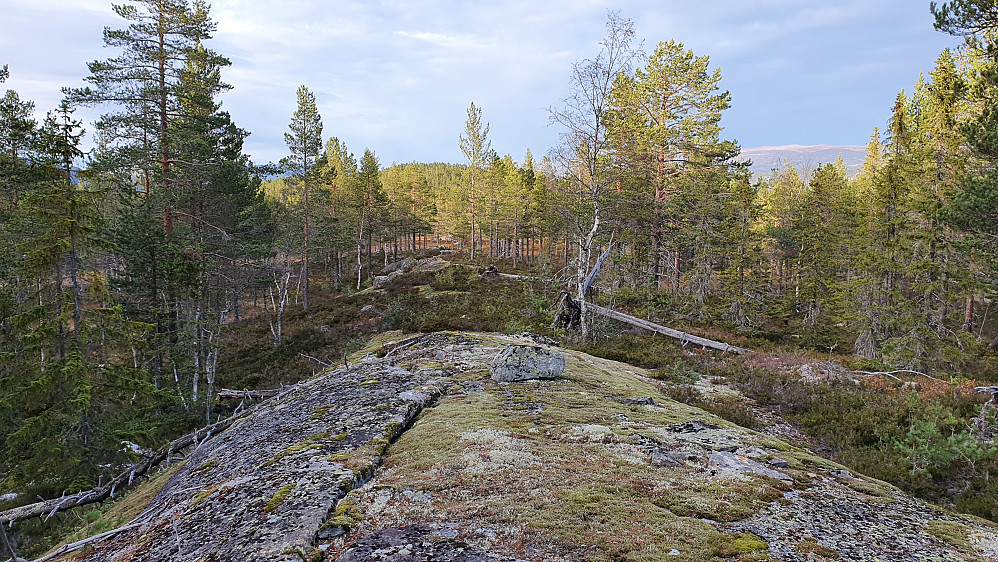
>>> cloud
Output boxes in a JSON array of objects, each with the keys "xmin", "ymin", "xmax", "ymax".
[{"xmin": 3, "ymin": 0, "xmax": 964, "ymax": 164}]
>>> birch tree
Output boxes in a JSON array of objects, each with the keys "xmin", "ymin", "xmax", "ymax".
[{"xmin": 549, "ymin": 11, "xmax": 638, "ymax": 337}]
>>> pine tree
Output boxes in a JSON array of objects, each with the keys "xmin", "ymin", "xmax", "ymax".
[
  {"xmin": 349, "ymin": 150, "xmax": 388, "ymax": 288},
  {"xmin": 67, "ymin": 0, "xmax": 223, "ymax": 235},
  {"xmin": 283, "ymin": 85, "xmax": 323, "ymax": 309},
  {"xmin": 459, "ymin": 102, "xmax": 491, "ymax": 259}
]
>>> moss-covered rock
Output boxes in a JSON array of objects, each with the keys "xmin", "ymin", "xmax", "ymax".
[{"xmin": 54, "ymin": 331, "xmax": 998, "ymax": 562}]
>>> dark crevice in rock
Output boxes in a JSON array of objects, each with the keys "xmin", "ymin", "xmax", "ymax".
[{"xmin": 315, "ymin": 381, "xmax": 445, "ymax": 545}]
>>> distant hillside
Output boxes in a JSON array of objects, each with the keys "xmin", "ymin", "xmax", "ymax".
[{"xmin": 739, "ymin": 144, "xmax": 867, "ymax": 179}]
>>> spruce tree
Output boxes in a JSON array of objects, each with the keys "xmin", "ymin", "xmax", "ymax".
[
  {"xmin": 0, "ymin": 101, "xmax": 159, "ymax": 495},
  {"xmin": 934, "ymin": 1, "xmax": 998, "ymax": 349}
]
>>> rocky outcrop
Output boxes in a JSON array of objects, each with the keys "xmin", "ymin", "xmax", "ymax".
[
  {"xmin": 52, "ymin": 332, "xmax": 998, "ymax": 562},
  {"xmin": 65, "ymin": 351, "xmax": 454, "ymax": 561}
]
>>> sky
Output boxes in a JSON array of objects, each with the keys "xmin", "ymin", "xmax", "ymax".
[{"xmin": 2, "ymin": 0, "xmax": 962, "ymax": 167}]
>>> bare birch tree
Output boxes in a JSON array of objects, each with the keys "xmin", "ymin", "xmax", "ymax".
[{"xmin": 549, "ymin": 11, "xmax": 638, "ymax": 337}]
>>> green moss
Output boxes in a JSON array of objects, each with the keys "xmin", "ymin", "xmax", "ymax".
[
  {"xmin": 320, "ymin": 492, "xmax": 364, "ymax": 532},
  {"xmin": 360, "ymin": 379, "xmax": 379, "ymax": 387},
  {"xmin": 265, "ymin": 482, "xmax": 297, "ymax": 513},
  {"xmin": 190, "ymin": 485, "xmax": 219, "ymax": 507},
  {"xmin": 193, "ymin": 460, "xmax": 217, "ymax": 477},
  {"xmin": 260, "ymin": 441, "xmax": 322, "ymax": 469},
  {"xmin": 708, "ymin": 533, "xmax": 768, "ymax": 557},
  {"xmin": 451, "ymin": 369, "xmax": 489, "ymax": 382},
  {"xmin": 796, "ymin": 539, "xmax": 840, "ymax": 559},
  {"xmin": 312, "ymin": 405, "xmax": 335, "ymax": 419},
  {"xmin": 925, "ymin": 520, "xmax": 978, "ymax": 556},
  {"xmin": 385, "ymin": 421, "xmax": 403, "ymax": 436}
]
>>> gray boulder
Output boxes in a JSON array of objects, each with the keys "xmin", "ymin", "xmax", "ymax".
[
  {"xmin": 490, "ymin": 345, "xmax": 565, "ymax": 382},
  {"xmin": 374, "ymin": 269, "xmax": 404, "ymax": 289},
  {"xmin": 710, "ymin": 450, "xmax": 792, "ymax": 481},
  {"xmin": 413, "ymin": 256, "xmax": 449, "ymax": 272},
  {"xmin": 383, "ymin": 257, "xmax": 415, "ymax": 275}
]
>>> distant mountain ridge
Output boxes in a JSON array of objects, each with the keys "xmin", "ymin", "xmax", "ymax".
[{"xmin": 739, "ymin": 144, "xmax": 867, "ymax": 179}]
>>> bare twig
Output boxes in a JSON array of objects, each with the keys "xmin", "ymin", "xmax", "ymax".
[
  {"xmin": 31, "ymin": 523, "xmax": 144, "ymax": 562},
  {"xmin": 299, "ymin": 353, "xmax": 331, "ymax": 367},
  {"xmin": 852, "ymin": 369, "xmax": 947, "ymax": 383},
  {"xmin": 1, "ymin": 523, "xmax": 26, "ymax": 562}
]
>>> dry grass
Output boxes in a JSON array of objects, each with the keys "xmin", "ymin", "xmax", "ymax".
[
  {"xmin": 330, "ymin": 346, "xmax": 800, "ymax": 561},
  {"xmin": 39, "ymin": 460, "xmax": 187, "ymax": 559}
]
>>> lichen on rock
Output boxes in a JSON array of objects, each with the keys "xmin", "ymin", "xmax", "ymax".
[
  {"xmin": 489, "ymin": 344, "xmax": 566, "ymax": 382},
  {"xmin": 55, "ymin": 331, "xmax": 998, "ymax": 562}
]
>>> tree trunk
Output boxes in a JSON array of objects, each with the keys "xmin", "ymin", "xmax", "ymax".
[
  {"xmin": 335, "ymin": 251, "xmax": 342, "ymax": 292},
  {"xmin": 303, "ymin": 183, "xmax": 310, "ymax": 310}
]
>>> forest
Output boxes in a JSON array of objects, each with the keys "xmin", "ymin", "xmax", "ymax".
[{"xmin": 3, "ymin": 0, "xmax": 998, "ymax": 538}]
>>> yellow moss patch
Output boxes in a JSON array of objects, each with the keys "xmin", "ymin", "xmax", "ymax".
[
  {"xmin": 796, "ymin": 539, "xmax": 840, "ymax": 559},
  {"xmin": 265, "ymin": 483, "xmax": 297, "ymax": 513}
]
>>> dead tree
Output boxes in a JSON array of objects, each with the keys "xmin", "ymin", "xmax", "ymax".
[
  {"xmin": 975, "ymin": 386, "xmax": 998, "ymax": 444},
  {"xmin": 552, "ymin": 291, "xmax": 582, "ymax": 330},
  {"xmin": 586, "ymin": 302, "xmax": 750, "ymax": 354}
]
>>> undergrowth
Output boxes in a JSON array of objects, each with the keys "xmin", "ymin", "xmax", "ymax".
[
  {"xmin": 25, "ymin": 250, "xmax": 998, "ymax": 558},
  {"xmin": 704, "ymin": 357, "xmax": 998, "ymax": 521}
]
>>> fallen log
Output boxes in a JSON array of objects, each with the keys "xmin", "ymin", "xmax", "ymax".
[
  {"xmin": 216, "ymin": 388, "xmax": 282, "ymax": 401},
  {"xmin": 586, "ymin": 302, "xmax": 751, "ymax": 354},
  {"xmin": 32, "ymin": 522, "xmax": 145, "ymax": 562},
  {"xmin": 0, "ymin": 392, "xmax": 277, "ymax": 526}
]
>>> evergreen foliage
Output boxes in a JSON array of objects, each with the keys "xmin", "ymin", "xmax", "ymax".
[{"xmin": 9, "ymin": 0, "xmax": 998, "ymax": 536}]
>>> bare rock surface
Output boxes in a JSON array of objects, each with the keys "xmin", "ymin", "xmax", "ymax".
[
  {"xmin": 382, "ymin": 257, "xmax": 416, "ymax": 276},
  {"xmin": 68, "ymin": 350, "xmax": 450, "ymax": 561},
  {"xmin": 412, "ymin": 256, "xmax": 449, "ymax": 272},
  {"xmin": 335, "ymin": 524, "xmax": 517, "ymax": 561},
  {"xmin": 709, "ymin": 450, "xmax": 792, "ymax": 481},
  {"xmin": 59, "ymin": 331, "xmax": 998, "ymax": 562},
  {"xmin": 732, "ymin": 484, "xmax": 978, "ymax": 561}
]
